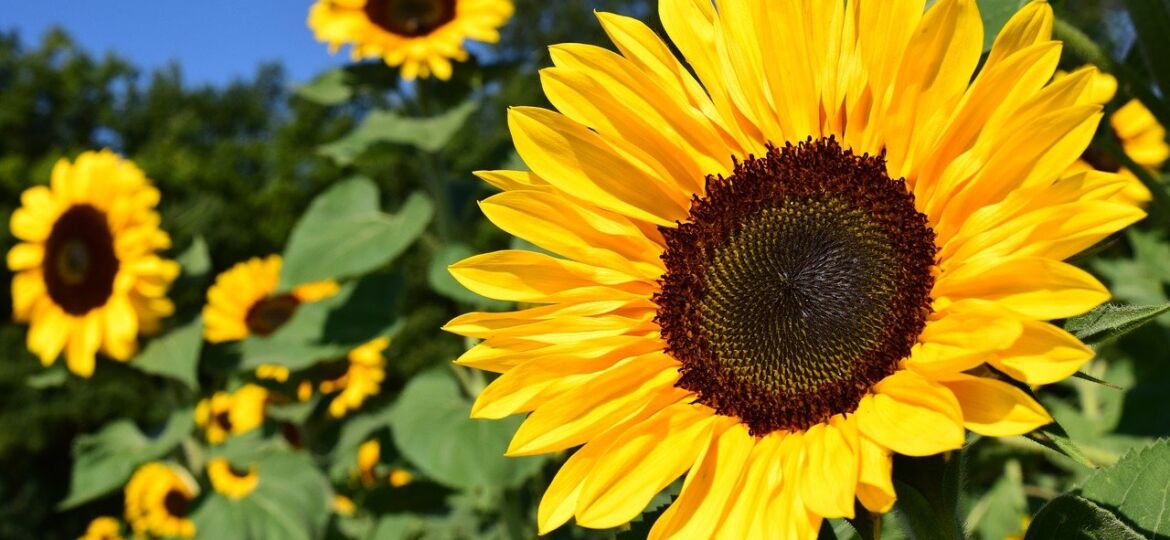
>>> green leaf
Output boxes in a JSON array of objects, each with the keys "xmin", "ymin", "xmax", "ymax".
[
  {"xmin": 242, "ymin": 274, "xmax": 403, "ymax": 371},
  {"xmin": 1122, "ymin": 0, "xmax": 1170, "ymax": 110},
  {"xmin": 319, "ymin": 100, "xmax": 479, "ymax": 165},
  {"xmin": 25, "ymin": 364, "xmax": 68, "ymax": 389},
  {"xmin": 977, "ymin": 0, "xmax": 1027, "ymax": 51},
  {"xmin": 891, "ymin": 453, "xmax": 964, "ymax": 540},
  {"xmin": 294, "ymin": 68, "xmax": 352, "ymax": 106},
  {"xmin": 367, "ymin": 515, "xmax": 426, "ymax": 540},
  {"xmin": 1064, "ymin": 303, "xmax": 1170, "ymax": 346},
  {"xmin": 1071, "ymin": 371, "xmax": 1123, "ymax": 390},
  {"xmin": 1025, "ymin": 495, "xmax": 1144, "ymax": 540},
  {"xmin": 1025, "ymin": 420, "xmax": 1097, "ymax": 469},
  {"xmin": 130, "ymin": 317, "xmax": 203, "ymax": 390},
  {"xmin": 191, "ymin": 451, "xmax": 331, "ymax": 540},
  {"xmin": 967, "ymin": 460, "xmax": 1029, "ymax": 540},
  {"xmin": 177, "ymin": 236, "xmax": 211, "ymax": 279},
  {"xmin": 59, "ymin": 408, "xmax": 195, "ymax": 509},
  {"xmin": 279, "ymin": 178, "xmax": 433, "ymax": 289},
  {"xmin": 1077, "ymin": 439, "xmax": 1170, "ymax": 536},
  {"xmin": 388, "ymin": 369, "xmax": 544, "ymax": 490}
]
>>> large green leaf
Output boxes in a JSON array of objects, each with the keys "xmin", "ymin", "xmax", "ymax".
[
  {"xmin": 130, "ymin": 317, "xmax": 203, "ymax": 390},
  {"xmin": 388, "ymin": 369, "xmax": 544, "ymax": 490},
  {"xmin": 967, "ymin": 460, "xmax": 1028, "ymax": 540},
  {"xmin": 319, "ymin": 100, "xmax": 479, "ymax": 165},
  {"xmin": 1078, "ymin": 439, "xmax": 1170, "ymax": 536},
  {"xmin": 978, "ymin": 0, "xmax": 1027, "ymax": 51},
  {"xmin": 279, "ymin": 178, "xmax": 433, "ymax": 289},
  {"xmin": 241, "ymin": 274, "xmax": 403, "ymax": 371},
  {"xmin": 294, "ymin": 68, "xmax": 353, "ymax": 106},
  {"xmin": 191, "ymin": 451, "xmax": 331, "ymax": 540},
  {"xmin": 1026, "ymin": 495, "xmax": 1144, "ymax": 540},
  {"xmin": 1064, "ymin": 303, "xmax": 1170, "ymax": 346},
  {"xmin": 59, "ymin": 408, "xmax": 195, "ymax": 509}
]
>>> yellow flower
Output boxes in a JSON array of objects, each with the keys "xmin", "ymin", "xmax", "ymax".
[
  {"xmin": 194, "ymin": 384, "xmax": 269, "ymax": 444},
  {"xmin": 1064, "ymin": 70, "xmax": 1169, "ymax": 206},
  {"xmin": 124, "ymin": 462, "xmax": 197, "ymax": 539},
  {"xmin": 78, "ymin": 516, "xmax": 122, "ymax": 540},
  {"xmin": 8, "ymin": 150, "xmax": 179, "ymax": 378},
  {"xmin": 255, "ymin": 363, "xmax": 291, "ymax": 383},
  {"xmin": 357, "ymin": 440, "xmax": 381, "ymax": 486},
  {"xmin": 389, "ymin": 467, "xmax": 414, "ymax": 488},
  {"xmin": 332, "ymin": 494, "xmax": 357, "ymax": 516},
  {"xmin": 297, "ymin": 380, "xmax": 315, "ymax": 402},
  {"xmin": 207, "ymin": 458, "xmax": 260, "ymax": 500},
  {"xmin": 202, "ymin": 254, "xmax": 338, "ymax": 343},
  {"xmin": 445, "ymin": 1, "xmax": 1144, "ymax": 536},
  {"xmin": 308, "ymin": 0, "xmax": 514, "ymax": 80},
  {"xmin": 321, "ymin": 338, "xmax": 389, "ymax": 418}
]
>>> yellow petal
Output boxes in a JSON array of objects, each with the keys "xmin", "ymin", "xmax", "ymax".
[
  {"xmin": 648, "ymin": 421, "xmax": 751, "ymax": 540},
  {"xmin": 449, "ymin": 250, "xmax": 653, "ymax": 304},
  {"xmin": 934, "ymin": 256, "xmax": 1108, "ymax": 320},
  {"xmin": 856, "ymin": 435, "xmax": 896, "ymax": 513},
  {"xmin": 715, "ymin": 432, "xmax": 786, "ymax": 539},
  {"xmin": 856, "ymin": 370, "xmax": 965, "ymax": 457},
  {"xmin": 474, "ymin": 170, "xmax": 548, "ymax": 192},
  {"xmin": 508, "ymin": 107, "xmax": 687, "ymax": 226},
  {"xmin": 799, "ymin": 417, "xmax": 859, "ymax": 519},
  {"xmin": 942, "ymin": 375, "xmax": 1052, "ymax": 436},
  {"xmin": 906, "ymin": 306, "xmax": 1023, "ymax": 376},
  {"xmin": 102, "ymin": 296, "xmax": 138, "ymax": 361},
  {"xmin": 984, "ymin": 1, "xmax": 1053, "ymax": 68},
  {"xmin": 506, "ymin": 353, "xmax": 685, "ymax": 456},
  {"xmin": 575, "ymin": 404, "xmax": 715, "ymax": 529},
  {"xmin": 28, "ymin": 303, "xmax": 70, "ymax": 367},
  {"xmin": 65, "ymin": 313, "xmax": 102, "ymax": 378},
  {"xmin": 990, "ymin": 320, "xmax": 1094, "ymax": 385},
  {"xmin": 537, "ymin": 423, "xmax": 631, "ymax": 535},
  {"xmin": 7, "ymin": 243, "xmax": 44, "ymax": 272}
]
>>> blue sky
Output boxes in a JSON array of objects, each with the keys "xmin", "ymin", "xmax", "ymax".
[{"xmin": 4, "ymin": 1, "xmax": 348, "ymax": 86}]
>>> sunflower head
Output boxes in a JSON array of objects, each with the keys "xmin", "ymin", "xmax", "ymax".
[
  {"xmin": 202, "ymin": 255, "xmax": 338, "ymax": 343},
  {"xmin": 446, "ymin": 0, "xmax": 1145, "ymax": 536},
  {"xmin": 194, "ymin": 384, "xmax": 269, "ymax": 444},
  {"xmin": 79, "ymin": 516, "xmax": 123, "ymax": 540},
  {"xmin": 207, "ymin": 458, "xmax": 260, "ymax": 500},
  {"xmin": 124, "ymin": 462, "xmax": 197, "ymax": 539},
  {"xmin": 321, "ymin": 337, "xmax": 389, "ymax": 418},
  {"xmin": 8, "ymin": 150, "xmax": 179, "ymax": 377},
  {"xmin": 308, "ymin": 0, "xmax": 514, "ymax": 80}
]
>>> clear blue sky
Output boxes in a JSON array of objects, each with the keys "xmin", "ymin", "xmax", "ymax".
[{"xmin": 4, "ymin": 1, "xmax": 348, "ymax": 86}]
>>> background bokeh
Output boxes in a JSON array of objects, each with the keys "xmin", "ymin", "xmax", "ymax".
[{"xmin": 2, "ymin": 0, "xmax": 1170, "ymax": 539}]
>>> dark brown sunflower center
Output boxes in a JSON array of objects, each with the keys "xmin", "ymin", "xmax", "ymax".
[
  {"xmin": 227, "ymin": 463, "xmax": 252, "ymax": 478},
  {"xmin": 163, "ymin": 489, "xmax": 190, "ymax": 517},
  {"xmin": 245, "ymin": 294, "xmax": 300, "ymax": 337},
  {"xmin": 365, "ymin": 0, "xmax": 457, "ymax": 37},
  {"xmin": 43, "ymin": 204, "xmax": 119, "ymax": 316},
  {"xmin": 213, "ymin": 410, "xmax": 233, "ymax": 431},
  {"xmin": 655, "ymin": 137, "xmax": 936, "ymax": 436}
]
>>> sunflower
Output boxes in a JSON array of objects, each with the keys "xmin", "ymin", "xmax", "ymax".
[
  {"xmin": 207, "ymin": 458, "xmax": 260, "ymax": 500},
  {"xmin": 202, "ymin": 255, "xmax": 338, "ymax": 343},
  {"xmin": 444, "ymin": 0, "xmax": 1144, "ymax": 536},
  {"xmin": 8, "ymin": 150, "xmax": 179, "ymax": 377},
  {"xmin": 389, "ymin": 467, "xmax": 414, "ymax": 488},
  {"xmin": 124, "ymin": 462, "xmax": 197, "ymax": 539},
  {"xmin": 1064, "ymin": 70, "xmax": 1169, "ymax": 206},
  {"xmin": 320, "ymin": 337, "xmax": 389, "ymax": 418},
  {"xmin": 194, "ymin": 384, "xmax": 269, "ymax": 444},
  {"xmin": 79, "ymin": 516, "xmax": 123, "ymax": 540},
  {"xmin": 332, "ymin": 495, "xmax": 357, "ymax": 516},
  {"xmin": 308, "ymin": 0, "xmax": 514, "ymax": 80},
  {"xmin": 356, "ymin": 439, "xmax": 381, "ymax": 487}
]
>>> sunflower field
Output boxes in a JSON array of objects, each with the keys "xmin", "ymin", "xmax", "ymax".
[{"xmin": 5, "ymin": 0, "xmax": 1170, "ymax": 539}]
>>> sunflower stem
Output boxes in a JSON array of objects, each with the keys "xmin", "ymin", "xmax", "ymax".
[{"xmin": 414, "ymin": 78, "xmax": 456, "ymax": 241}]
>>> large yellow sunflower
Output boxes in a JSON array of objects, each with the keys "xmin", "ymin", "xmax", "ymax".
[
  {"xmin": 8, "ymin": 150, "xmax": 179, "ymax": 377},
  {"xmin": 308, "ymin": 0, "xmax": 514, "ymax": 80},
  {"xmin": 202, "ymin": 255, "xmax": 338, "ymax": 343},
  {"xmin": 1065, "ymin": 70, "xmax": 1169, "ymax": 206},
  {"xmin": 124, "ymin": 462, "xmax": 197, "ymax": 539},
  {"xmin": 444, "ymin": 1, "xmax": 1145, "ymax": 537}
]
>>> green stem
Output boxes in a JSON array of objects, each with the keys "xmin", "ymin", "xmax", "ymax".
[{"xmin": 414, "ymin": 78, "xmax": 455, "ymax": 241}]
